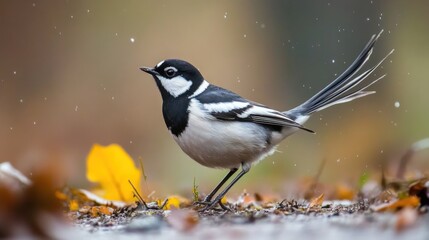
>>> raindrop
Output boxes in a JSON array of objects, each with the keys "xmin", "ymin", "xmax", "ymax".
[
  {"xmin": 111, "ymin": 96, "xmax": 115, "ymax": 100},
  {"xmin": 366, "ymin": 17, "xmax": 370, "ymax": 21},
  {"xmin": 70, "ymin": 15, "xmax": 74, "ymax": 19},
  {"xmin": 13, "ymin": 71, "xmax": 17, "ymax": 75},
  {"xmin": 33, "ymin": 121, "xmax": 37, "ymax": 125},
  {"xmin": 87, "ymin": 9, "xmax": 90, "ymax": 13},
  {"xmin": 337, "ymin": 158, "xmax": 341, "ymax": 163},
  {"xmin": 32, "ymin": 3, "xmax": 36, "ymax": 7},
  {"xmin": 243, "ymin": 34, "xmax": 247, "ymax": 38},
  {"xmin": 75, "ymin": 105, "xmax": 79, "ymax": 111},
  {"xmin": 19, "ymin": 99, "xmax": 23, "ymax": 103},
  {"xmin": 394, "ymin": 101, "xmax": 400, "ymax": 108},
  {"xmin": 130, "ymin": 140, "xmax": 133, "ymax": 144},
  {"xmin": 224, "ymin": 12, "xmax": 227, "ymax": 19},
  {"xmin": 130, "ymin": 38, "xmax": 135, "ymax": 43},
  {"xmin": 331, "ymin": 59, "xmax": 335, "ymax": 63}
]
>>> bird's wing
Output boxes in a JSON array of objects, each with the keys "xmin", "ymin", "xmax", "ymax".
[
  {"xmin": 209, "ymin": 103, "xmax": 314, "ymax": 133},
  {"xmin": 195, "ymin": 86, "xmax": 314, "ymax": 133}
]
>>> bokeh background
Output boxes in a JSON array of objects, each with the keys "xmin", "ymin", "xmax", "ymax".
[{"xmin": 1, "ymin": 0, "xmax": 428, "ymax": 197}]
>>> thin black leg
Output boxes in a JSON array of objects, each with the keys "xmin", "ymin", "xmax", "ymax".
[
  {"xmin": 201, "ymin": 165, "xmax": 250, "ymax": 211},
  {"xmin": 203, "ymin": 168, "xmax": 238, "ymax": 202}
]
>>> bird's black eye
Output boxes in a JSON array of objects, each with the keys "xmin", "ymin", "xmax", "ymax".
[{"xmin": 164, "ymin": 67, "xmax": 177, "ymax": 77}]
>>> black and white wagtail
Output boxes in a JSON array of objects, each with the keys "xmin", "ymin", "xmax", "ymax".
[{"xmin": 141, "ymin": 31, "xmax": 393, "ymax": 211}]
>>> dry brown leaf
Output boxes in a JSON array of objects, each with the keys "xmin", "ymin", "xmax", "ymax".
[
  {"xmin": 166, "ymin": 209, "xmax": 199, "ymax": 232},
  {"xmin": 374, "ymin": 196, "xmax": 420, "ymax": 212},
  {"xmin": 308, "ymin": 193, "xmax": 324, "ymax": 208},
  {"xmin": 335, "ymin": 184, "xmax": 355, "ymax": 200},
  {"xmin": 395, "ymin": 207, "xmax": 419, "ymax": 232}
]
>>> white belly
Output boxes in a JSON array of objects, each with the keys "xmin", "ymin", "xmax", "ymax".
[{"xmin": 173, "ymin": 108, "xmax": 273, "ymax": 169}]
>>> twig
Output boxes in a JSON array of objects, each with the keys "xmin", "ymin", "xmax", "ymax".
[
  {"xmin": 128, "ymin": 179, "xmax": 150, "ymax": 209},
  {"xmin": 304, "ymin": 158, "xmax": 327, "ymax": 199}
]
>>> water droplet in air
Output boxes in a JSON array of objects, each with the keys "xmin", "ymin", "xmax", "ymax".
[
  {"xmin": 130, "ymin": 38, "xmax": 135, "ymax": 43},
  {"xmin": 75, "ymin": 105, "xmax": 79, "ymax": 111},
  {"xmin": 19, "ymin": 99, "xmax": 23, "ymax": 103},
  {"xmin": 332, "ymin": 59, "xmax": 335, "ymax": 63},
  {"xmin": 394, "ymin": 101, "xmax": 400, "ymax": 108},
  {"xmin": 224, "ymin": 12, "xmax": 227, "ymax": 19}
]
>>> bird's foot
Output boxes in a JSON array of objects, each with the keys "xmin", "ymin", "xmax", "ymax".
[{"xmin": 197, "ymin": 197, "xmax": 231, "ymax": 212}]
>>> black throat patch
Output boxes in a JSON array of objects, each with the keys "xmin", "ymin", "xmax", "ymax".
[{"xmin": 162, "ymin": 96, "xmax": 190, "ymax": 136}]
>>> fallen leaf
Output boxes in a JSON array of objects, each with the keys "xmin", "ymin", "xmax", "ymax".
[
  {"xmin": 308, "ymin": 193, "xmax": 324, "ymax": 208},
  {"xmin": 161, "ymin": 195, "xmax": 189, "ymax": 210},
  {"xmin": 86, "ymin": 144, "xmax": 141, "ymax": 203},
  {"xmin": 68, "ymin": 200, "xmax": 79, "ymax": 211},
  {"xmin": 374, "ymin": 196, "xmax": 420, "ymax": 212},
  {"xmin": 409, "ymin": 180, "xmax": 429, "ymax": 207},
  {"xmin": 395, "ymin": 207, "xmax": 418, "ymax": 232},
  {"xmin": 166, "ymin": 209, "xmax": 199, "ymax": 232},
  {"xmin": 335, "ymin": 184, "xmax": 355, "ymax": 200},
  {"xmin": 221, "ymin": 196, "xmax": 228, "ymax": 205}
]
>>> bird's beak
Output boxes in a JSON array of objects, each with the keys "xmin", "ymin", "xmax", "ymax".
[{"xmin": 140, "ymin": 67, "xmax": 158, "ymax": 76}]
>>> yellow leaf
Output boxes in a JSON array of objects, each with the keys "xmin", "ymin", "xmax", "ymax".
[
  {"xmin": 69, "ymin": 200, "xmax": 79, "ymax": 211},
  {"xmin": 162, "ymin": 195, "xmax": 189, "ymax": 210},
  {"xmin": 86, "ymin": 144, "xmax": 141, "ymax": 203}
]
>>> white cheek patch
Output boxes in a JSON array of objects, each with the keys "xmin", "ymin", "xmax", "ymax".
[
  {"xmin": 157, "ymin": 75, "xmax": 192, "ymax": 97},
  {"xmin": 203, "ymin": 101, "xmax": 250, "ymax": 113}
]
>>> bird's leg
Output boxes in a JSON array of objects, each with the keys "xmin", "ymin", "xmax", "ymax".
[
  {"xmin": 200, "ymin": 164, "xmax": 250, "ymax": 211},
  {"xmin": 194, "ymin": 168, "xmax": 238, "ymax": 205}
]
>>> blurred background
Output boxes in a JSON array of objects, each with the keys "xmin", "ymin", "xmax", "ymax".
[{"xmin": 1, "ymin": 0, "xmax": 428, "ymax": 197}]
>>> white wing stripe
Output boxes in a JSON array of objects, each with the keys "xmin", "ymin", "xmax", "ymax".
[
  {"xmin": 238, "ymin": 106, "xmax": 293, "ymax": 121},
  {"xmin": 203, "ymin": 101, "xmax": 250, "ymax": 113}
]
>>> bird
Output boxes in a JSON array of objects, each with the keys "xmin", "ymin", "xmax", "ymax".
[{"xmin": 140, "ymin": 30, "xmax": 393, "ymax": 211}]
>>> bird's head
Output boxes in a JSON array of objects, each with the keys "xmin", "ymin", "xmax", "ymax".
[{"xmin": 141, "ymin": 59, "xmax": 205, "ymax": 100}]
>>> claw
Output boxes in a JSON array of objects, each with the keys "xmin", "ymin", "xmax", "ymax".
[{"xmin": 197, "ymin": 198, "xmax": 230, "ymax": 212}]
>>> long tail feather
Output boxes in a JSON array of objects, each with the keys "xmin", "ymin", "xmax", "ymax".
[{"xmin": 287, "ymin": 30, "xmax": 393, "ymax": 119}]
